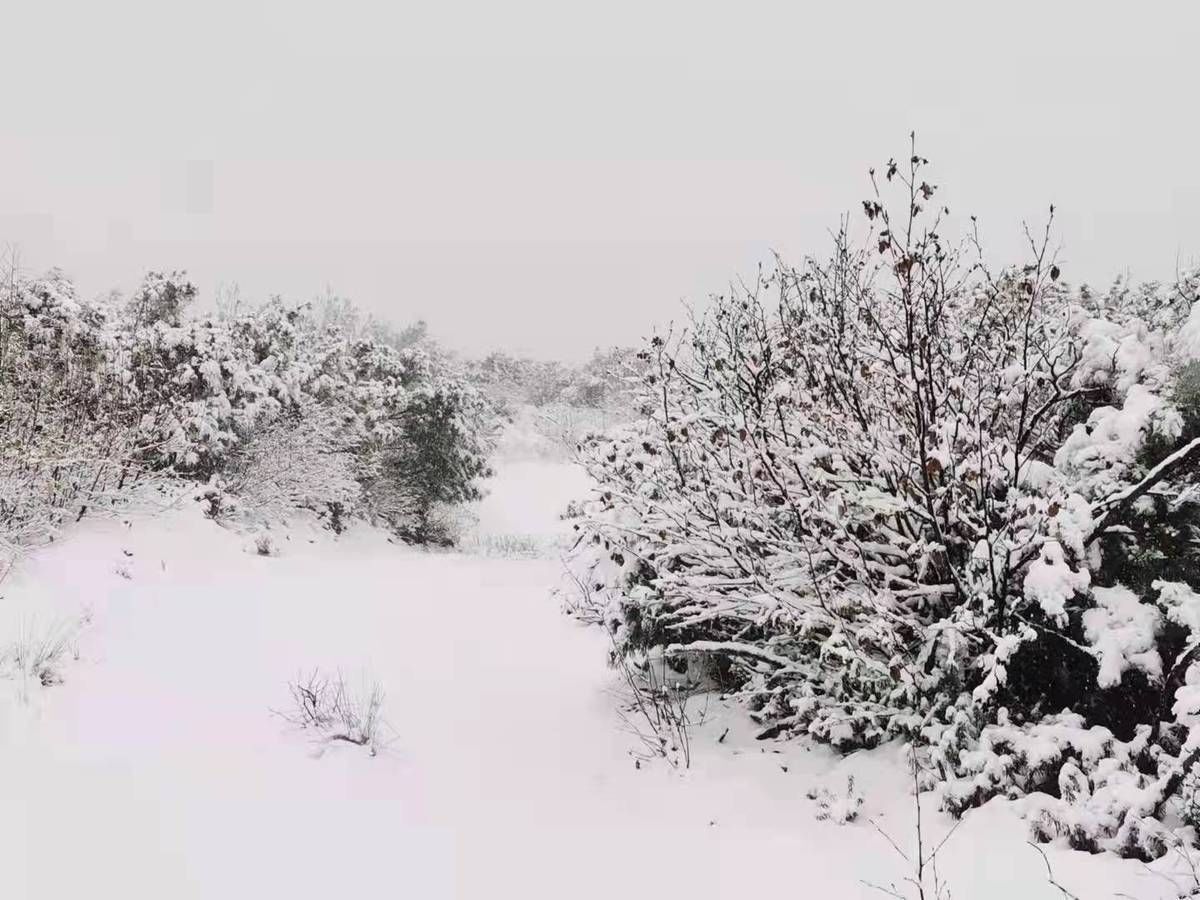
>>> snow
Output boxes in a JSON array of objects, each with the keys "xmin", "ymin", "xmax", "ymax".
[
  {"xmin": 1156, "ymin": 579, "xmax": 1200, "ymax": 636},
  {"xmin": 1084, "ymin": 584, "xmax": 1163, "ymax": 688},
  {"xmin": 1055, "ymin": 384, "xmax": 1181, "ymax": 499},
  {"xmin": 0, "ymin": 447, "xmax": 1188, "ymax": 898},
  {"xmin": 1176, "ymin": 300, "xmax": 1200, "ymax": 363},
  {"xmin": 1023, "ymin": 539, "xmax": 1090, "ymax": 624}
]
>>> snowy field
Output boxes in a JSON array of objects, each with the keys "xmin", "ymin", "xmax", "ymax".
[{"xmin": 0, "ymin": 445, "xmax": 1189, "ymax": 898}]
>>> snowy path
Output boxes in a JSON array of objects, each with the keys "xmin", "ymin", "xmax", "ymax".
[{"xmin": 0, "ymin": 458, "xmax": 1179, "ymax": 898}]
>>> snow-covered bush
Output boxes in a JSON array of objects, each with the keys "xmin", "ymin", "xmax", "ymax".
[
  {"xmin": 280, "ymin": 668, "xmax": 387, "ymax": 755},
  {"xmin": 468, "ymin": 352, "xmax": 577, "ymax": 409},
  {"xmin": 323, "ymin": 338, "xmax": 494, "ymax": 543},
  {"xmin": 612, "ymin": 644, "xmax": 702, "ymax": 769},
  {"xmin": 113, "ymin": 286, "xmax": 308, "ymax": 476},
  {"xmin": 532, "ymin": 403, "xmax": 625, "ymax": 457},
  {"xmin": 218, "ymin": 403, "xmax": 362, "ymax": 529},
  {"xmin": 203, "ymin": 303, "xmax": 491, "ymax": 541},
  {"xmin": 461, "ymin": 532, "xmax": 549, "ymax": 559},
  {"xmin": 1, "ymin": 613, "xmax": 89, "ymax": 701},
  {"xmin": 0, "ymin": 269, "xmax": 143, "ymax": 550},
  {"xmin": 808, "ymin": 775, "xmax": 864, "ymax": 824},
  {"xmin": 124, "ymin": 269, "xmax": 197, "ymax": 329},
  {"xmin": 0, "ymin": 265, "xmax": 492, "ymax": 548},
  {"xmin": 568, "ymin": 147, "xmax": 1200, "ymax": 858},
  {"xmin": 466, "ymin": 347, "xmax": 641, "ymax": 420}
]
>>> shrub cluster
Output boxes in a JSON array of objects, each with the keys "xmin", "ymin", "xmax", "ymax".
[
  {"xmin": 466, "ymin": 347, "xmax": 639, "ymax": 413},
  {"xmin": 568, "ymin": 149, "xmax": 1200, "ymax": 858},
  {"xmin": 0, "ymin": 267, "xmax": 492, "ymax": 547}
]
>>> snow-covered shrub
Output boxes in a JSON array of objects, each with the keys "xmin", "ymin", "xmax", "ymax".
[
  {"xmin": 0, "ymin": 269, "xmax": 144, "ymax": 549},
  {"xmin": 612, "ymin": 644, "xmax": 702, "ymax": 769},
  {"xmin": 195, "ymin": 478, "xmax": 234, "ymax": 520},
  {"xmin": 560, "ymin": 564, "xmax": 608, "ymax": 624},
  {"xmin": 467, "ymin": 351, "xmax": 576, "ymax": 409},
  {"xmin": 219, "ymin": 403, "xmax": 362, "ymax": 528},
  {"xmin": 317, "ymin": 336, "xmax": 494, "ymax": 543},
  {"xmin": 808, "ymin": 775, "xmax": 864, "ymax": 824},
  {"xmin": 280, "ymin": 668, "xmax": 387, "ymax": 755},
  {"xmin": 124, "ymin": 269, "xmax": 197, "ymax": 329},
  {"xmin": 532, "ymin": 402, "xmax": 625, "ymax": 457},
  {"xmin": 1, "ymin": 613, "xmax": 88, "ymax": 700},
  {"xmin": 464, "ymin": 347, "xmax": 641, "ymax": 443},
  {"xmin": 0, "ymin": 263, "xmax": 492, "ymax": 545},
  {"xmin": 113, "ymin": 285, "xmax": 308, "ymax": 477},
  {"xmin": 568, "ymin": 146, "xmax": 1200, "ymax": 857},
  {"xmin": 165, "ymin": 309, "xmax": 496, "ymax": 542},
  {"xmin": 461, "ymin": 533, "xmax": 548, "ymax": 559}
]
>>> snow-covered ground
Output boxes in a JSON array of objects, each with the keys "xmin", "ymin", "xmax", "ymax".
[{"xmin": 0, "ymin": 443, "xmax": 1188, "ymax": 898}]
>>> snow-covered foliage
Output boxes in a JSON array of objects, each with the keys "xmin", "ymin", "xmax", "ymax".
[
  {"xmin": 0, "ymin": 268, "xmax": 492, "ymax": 548},
  {"xmin": 115, "ymin": 292, "xmax": 309, "ymax": 475},
  {"xmin": 808, "ymin": 775, "xmax": 864, "ymax": 824},
  {"xmin": 568, "ymin": 149, "xmax": 1200, "ymax": 858},
  {"xmin": 213, "ymin": 403, "xmax": 363, "ymax": 530},
  {"xmin": 467, "ymin": 346, "xmax": 640, "ymax": 414},
  {"xmin": 0, "ymin": 268, "xmax": 140, "ymax": 552}
]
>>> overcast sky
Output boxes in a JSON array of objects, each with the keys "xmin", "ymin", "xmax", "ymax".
[{"xmin": 1, "ymin": 2, "xmax": 1196, "ymax": 359}]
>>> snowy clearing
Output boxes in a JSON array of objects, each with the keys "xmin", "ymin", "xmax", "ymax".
[{"xmin": 0, "ymin": 456, "xmax": 1188, "ymax": 898}]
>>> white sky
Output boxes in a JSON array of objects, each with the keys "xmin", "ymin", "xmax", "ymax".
[{"xmin": 1, "ymin": 1, "xmax": 1196, "ymax": 360}]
